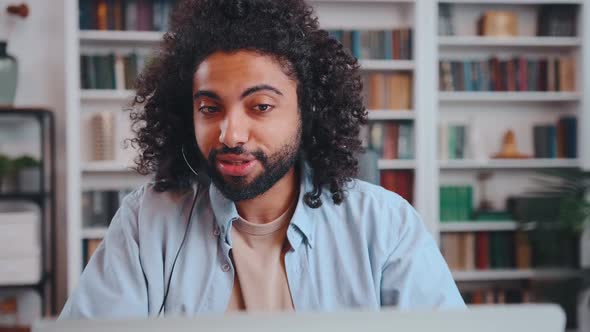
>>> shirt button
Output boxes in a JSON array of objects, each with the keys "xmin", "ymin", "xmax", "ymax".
[
  {"xmin": 221, "ymin": 263, "xmax": 231, "ymax": 272},
  {"xmin": 213, "ymin": 227, "xmax": 220, "ymax": 237}
]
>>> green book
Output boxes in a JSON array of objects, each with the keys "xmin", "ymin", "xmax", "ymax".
[
  {"xmin": 449, "ymin": 186, "xmax": 461, "ymax": 221},
  {"xmin": 466, "ymin": 186, "xmax": 473, "ymax": 221},
  {"xmin": 456, "ymin": 186, "xmax": 469, "ymax": 221}
]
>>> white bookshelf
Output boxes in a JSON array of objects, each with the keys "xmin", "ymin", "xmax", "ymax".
[
  {"xmin": 367, "ymin": 110, "xmax": 415, "ymax": 120},
  {"xmin": 64, "ymin": 0, "xmax": 590, "ymax": 298},
  {"xmin": 378, "ymin": 159, "xmax": 416, "ymax": 170},
  {"xmin": 79, "ymin": 30, "xmax": 164, "ymax": 44},
  {"xmin": 439, "ymin": 92, "xmax": 581, "ymax": 102},
  {"xmin": 81, "ymin": 227, "xmax": 108, "ymax": 240},
  {"xmin": 438, "ymin": 36, "xmax": 581, "ymax": 47},
  {"xmin": 439, "ymin": 0, "xmax": 582, "ymax": 4},
  {"xmin": 359, "ymin": 60, "xmax": 414, "ymax": 71},
  {"xmin": 81, "ymin": 161, "xmax": 134, "ymax": 173},
  {"xmin": 452, "ymin": 269, "xmax": 584, "ymax": 282},
  {"xmin": 439, "ymin": 159, "xmax": 580, "ymax": 169},
  {"xmin": 80, "ymin": 89, "xmax": 135, "ymax": 102}
]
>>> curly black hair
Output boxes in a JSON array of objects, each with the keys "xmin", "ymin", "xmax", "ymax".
[{"xmin": 129, "ymin": 0, "xmax": 367, "ymax": 208}]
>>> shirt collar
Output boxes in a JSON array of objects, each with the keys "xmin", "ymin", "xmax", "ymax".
[{"xmin": 209, "ymin": 160, "xmax": 316, "ymax": 249}]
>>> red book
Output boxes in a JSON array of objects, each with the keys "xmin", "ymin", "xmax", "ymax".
[
  {"xmin": 137, "ymin": 0, "xmax": 154, "ymax": 31},
  {"xmin": 518, "ymin": 57, "xmax": 528, "ymax": 91},
  {"xmin": 475, "ymin": 232, "xmax": 490, "ymax": 269},
  {"xmin": 489, "ymin": 57, "xmax": 501, "ymax": 92},
  {"xmin": 382, "ymin": 123, "xmax": 399, "ymax": 159},
  {"xmin": 392, "ymin": 30, "xmax": 400, "ymax": 60},
  {"xmin": 506, "ymin": 59, "xmax": 516, "ymax": 91},
  {"xmin": 380, "ymin": 171, "xmax": 396, "ymax": 191}
]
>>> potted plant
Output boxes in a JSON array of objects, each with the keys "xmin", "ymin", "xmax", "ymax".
[
  {"xmin": 0, "ymin": 154, "xmax": 14, "ymax": 192},
  {"xmin": 528, "ymin": 169, "xmax": 590, "ymax": 269},
  {"xmin": 12, "ymin": 155, "xmax": 42, "ymax": 193}
]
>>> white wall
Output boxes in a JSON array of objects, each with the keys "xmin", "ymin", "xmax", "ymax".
[{"xmin": 0, "ymin": 0, "xmax": 68, "ymax": 314}]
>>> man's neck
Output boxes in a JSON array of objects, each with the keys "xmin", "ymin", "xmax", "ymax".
[{"xmin": 235, "ymin": 166, "xmax": 299, "ymax": 224}]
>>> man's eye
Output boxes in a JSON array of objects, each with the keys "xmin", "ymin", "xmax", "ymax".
[
  {"xmin": 199, "ymin": 106, "xmax": 219, "ymax": 114},
  {"xmin": 254, "ymin": 104, "xmax": 273, "ymax": 112}
]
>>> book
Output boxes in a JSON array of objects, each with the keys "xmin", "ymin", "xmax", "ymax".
[{"xmin": 84, "ymin": 239, "xmax": 103, "ymax": 266}]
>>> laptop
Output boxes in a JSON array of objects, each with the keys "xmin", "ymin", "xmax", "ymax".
[{"xmin": 34, "ymin": 304, "xmax": 565, "ymax": 332}]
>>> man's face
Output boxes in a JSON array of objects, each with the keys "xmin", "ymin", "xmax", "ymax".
[{"xmin": 193, "ymin": 50, "xmax": 302, "ymax": 201}]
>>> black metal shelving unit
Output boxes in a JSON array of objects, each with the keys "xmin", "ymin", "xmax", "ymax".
[{"xmin": 0, "ymin": 107, "xmax": 56, "ymax": 316}]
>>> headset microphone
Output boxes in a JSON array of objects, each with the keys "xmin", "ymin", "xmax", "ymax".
[{"xmin": 157, "ymin": 145, "xmax": 206, "ymax": 316}]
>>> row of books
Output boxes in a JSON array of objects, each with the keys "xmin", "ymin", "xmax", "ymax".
[
  {"xmin": 80, "ymin": 53, "xmax": 149, "ymax": 90},
  {"xmin": 461, "ymin": 288, "xmax": 533, "ymax": 305},
  {"xmin": 381, "ymin": 170, "xmax": 413, "ymax": 204},
  {"xmin": 441, "ymin": 231, "xmax": 531, "ymax": 271},
  {"xmin": 79, "ymin": 0, "xmax": 177, "ymax": 31},
  {"xmin": 439, "ymin": 57, "xmax": 576, "ymax": 92},
  {"xmin": 82, "ymin": 189, "xmax": 133, "ymax": 228},
  {"xmin": 439, "ymin": 124, "xmax": 468, "ymax": 161},
  {"xmin": 533, "ymin": 116, "xmax": 577, "ymax": 159},
  {"xmin": 438, "ymin": 4, "xmax": 577, "ymax": 37},
  {"xmin": 439, "ymin": 185, "xmax": 473, "ymax": 222},
  {"xmin": 367, "ymin": 122, "xmax": 414, "ymax": 160},
  {"xmin": 327, "ymin": 29, "xmax": 413, "ymax": 60},
  {"xmin": 364, "ymin": 73, "xmax": 412, "ymax": 110}
]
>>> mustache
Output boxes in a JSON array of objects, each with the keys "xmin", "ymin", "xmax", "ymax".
[{"xmin": 208, "ymin": 145, "xmax": 268, "ymax": 164}]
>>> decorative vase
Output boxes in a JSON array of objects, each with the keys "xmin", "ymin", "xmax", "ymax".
[{"xmin": 0, "ymin": 41, "xmax": 18, "ymax": 105}]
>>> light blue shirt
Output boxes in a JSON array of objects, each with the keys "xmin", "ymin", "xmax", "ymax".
[{"xmin": 60, "ymin": 164, "xmax": 465, "ymax": 319}]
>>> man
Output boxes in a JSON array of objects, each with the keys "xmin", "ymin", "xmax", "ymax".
[{"xmin": 60, "ymin": 0, "xmax": 464, "ymax": 318}]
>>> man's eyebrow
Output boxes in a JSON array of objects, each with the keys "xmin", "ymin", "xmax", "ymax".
[
  {"xmin": 193, "ymin": 85, "xmax": 284, "ymax": 101},
  {"xmin": 193, "ymin": 90, "xmax": 221, "ymax": 100},
  {"xmin": 241, "ymin": 85, "xmax": 284, "ymax": 99}
]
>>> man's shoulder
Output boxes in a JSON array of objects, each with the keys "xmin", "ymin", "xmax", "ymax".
[
  {"xmin": 344, "ymin": 178, "xmax": 408, "ymax": 209},
  {"xmin": 121, "ymin": 181, "xmax": 204, "ymax": 213}
]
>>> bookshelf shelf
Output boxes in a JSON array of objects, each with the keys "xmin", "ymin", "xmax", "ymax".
[
  {"xmin": 81, "ymin": 227, "xmax": 108, "ymax": 240},
  {"xmin": 439, "ymin": 221, "xmax": 537, "ymax": 232},
  {"xmin": 439, "ymin": 92, "xmax": 580, "ymax": 102},
  {"xmin": 82, "ymin": 161, "xmax": 134, "ymax": 173},
  {"xmin": 438, "ymin": 36, "xmax": 581, "ymax": 47},
  {"xmin": 79, "ymin": 30, "xmax": 164, "ymax": 44},
  {"xmin": 439, "ymin": 159, "xmax": 580, "ymax": 169},
  {"xmin": 359, "ymin": 60, "xmax": 414, "ymax": 71},
  {"xmin": 378, "ymin": 159, "xmax": 416, "ymax": 170},
  {"xmin": 367, "ymin": 110, "xmax": 415, "ymax": 120},
  {"xmin": 438, "ymin": 0, "xmax": 582, "ymax": 4},
  {"xmin": 452, "ymin": 268, "xmax": 584, "ymax": 282},
  {"xmin": 80, "ymin": 89, "xmax": 135, "ymax": 102}
]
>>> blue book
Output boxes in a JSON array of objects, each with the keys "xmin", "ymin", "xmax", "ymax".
[
  {"xmin": 384, "ymin": 31, "xmax": 393, "ymax": 60},
  {"xmin": 546, "ymin": 125, "xmax": 557, "ymax": 158},
  {"xmin": 398, "ymin": 122, "xmax": 414, "ymax": 159},
  {"xmin": 351, "ymin": 30, "xmax": 362, "ymax": 59},
  {"xmin": 463, "ymin": 61, "xmax": 473, "ymax": 91},
  {"xmin": 563, "ymin": 117, "xmax": 578, "ymax": 158}
]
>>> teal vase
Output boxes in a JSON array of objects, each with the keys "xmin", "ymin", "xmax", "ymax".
[{"xmin": 0, "ymin": 41, "xmax": 18, "ymax": 105}]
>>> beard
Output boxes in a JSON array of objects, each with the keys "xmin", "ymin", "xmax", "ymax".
[{"xmin": 204, "ymin": 130, "xmax": 302, "ymax": 202}]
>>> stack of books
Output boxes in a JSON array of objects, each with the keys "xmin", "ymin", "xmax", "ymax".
[
  {"xmin": 327, "ymin": 29, "xmax": 413, "ymax": 60},
  {"xmin": 80, "ymin": 53, "xmax": 148, "ymax": 90},
  {"xmin": 532, "ymin": 116, "xmax": 577, "ymax": 159},
  {"xmin": 368, "ymin": 121, "xmax": 414, "ymax": 160},
  {"xmin": 79, "ymin": 0, "xmax": 178, "ymax": 31},
  {"xmin": 439, "ymin": 56, "xmax": 576, "ymax": 92}
]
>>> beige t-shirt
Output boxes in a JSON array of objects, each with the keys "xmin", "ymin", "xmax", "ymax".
[{"xmin": 226, "ymin": 203, "xmax": 296, "ymax": 312}]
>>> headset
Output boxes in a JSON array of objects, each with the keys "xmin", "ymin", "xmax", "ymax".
[{"xmin": 157, "ymin": 145, "xmax": 207, "ymax": 316}]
